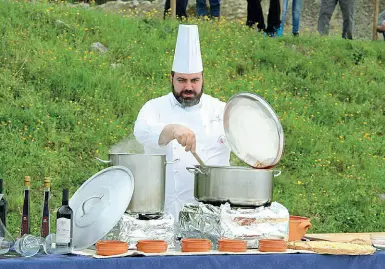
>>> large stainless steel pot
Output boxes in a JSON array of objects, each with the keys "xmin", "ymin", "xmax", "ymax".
[
  {"xmin": 187, "ymin": 165, "xmax": 281, "ymax": 207},
  {"xmin": 96, "ymin": 154, "xmax": 178, "ymax": 214}
]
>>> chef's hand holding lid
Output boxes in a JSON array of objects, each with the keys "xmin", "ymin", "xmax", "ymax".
[{"xmin": 159, "ymin": 124, "xmax": 196, "ymax": 153}]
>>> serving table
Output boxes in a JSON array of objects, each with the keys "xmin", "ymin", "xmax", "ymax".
[{"xmin": 0, "ymin": 233, "xmax": 384, "ymax": 269}]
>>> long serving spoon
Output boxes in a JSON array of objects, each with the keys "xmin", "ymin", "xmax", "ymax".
[{"xmin": 191, "ymin": 152, "xmax": 206, "ymax": 168}]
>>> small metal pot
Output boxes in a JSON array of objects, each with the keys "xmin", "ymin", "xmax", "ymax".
[
  {"xmin": 96, "ymin": 154, "xmax": 178, "ymax": 214},
  {"xmin": 187, "ymin": 165, "xmax": 281, "ymax": 207}
]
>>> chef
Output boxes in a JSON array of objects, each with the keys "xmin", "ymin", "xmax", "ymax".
[{"xmin": 134, "ymin": 25, "xmax": 231, "ymax": 220}]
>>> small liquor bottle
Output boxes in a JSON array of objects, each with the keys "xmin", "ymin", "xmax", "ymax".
[
  {"xmin": 20, "ymin": 176, "xmax": 31, "ymax": 236},
  {"xmin": 0, "ymin": 178, "xmax": 7, "ymax": 236},
  {"xmin": 40, "ymin": 177, "xmax": 51, "ymax": 238}
]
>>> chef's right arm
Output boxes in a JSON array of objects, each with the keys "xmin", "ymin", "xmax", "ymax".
[{"xmin": 134, "ymin": 101, "xmax": 196, "ymax": 152}]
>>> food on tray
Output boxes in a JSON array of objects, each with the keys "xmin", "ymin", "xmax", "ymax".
[{"xmin": 287, "ymin": 241, "xmax": 375, "ymax": 255}]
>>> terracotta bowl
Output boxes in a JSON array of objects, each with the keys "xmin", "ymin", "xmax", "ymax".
[
  {"xmin": 218, "ymin": 239, "xmax": 247, "ymax": 252},
  {"xmin": 136, "ymin": 240, "xmax": 168, "ymax": 253},
  {"xmin": 289, "ymin": 216, "xmax": 312, "ymax": 241},
  {"xmin": 96, "ymin": 240, "xmax": 128, "ymax": 256},
  {"xmin": 181, "ymin": 238, "xmax": 211, "ymax": 252},
  {"xmin": 258, "ymin": 239, "xmax": 287, "ymax": 252}
]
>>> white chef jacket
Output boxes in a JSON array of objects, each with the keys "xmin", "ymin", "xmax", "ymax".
[{"xmin": 133, "ymin": 93, "xmax": 231, "ymax": 220}]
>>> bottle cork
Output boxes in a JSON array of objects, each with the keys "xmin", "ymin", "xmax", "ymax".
[
  {"xmin": 44, "ymin": 177, "xmax": 51, "ymax": 188},
  {"xmin": 24, "ymin": 176, "xmax": 31, "ymax": 187}
]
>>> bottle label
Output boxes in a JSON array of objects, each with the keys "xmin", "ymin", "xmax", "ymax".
[
  {"xmin": 56, "ymin": 218, "xmax": 71, "ymax": 244},
  {"xmin": 41, "ymin": 216, "xmax": 50, "ymax": 238}
]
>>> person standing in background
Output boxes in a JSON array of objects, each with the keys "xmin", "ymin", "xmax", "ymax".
[
  {"xmin": 317, "ymin": 0, "xmax": 355, "ymax": 39},
  {"xmin": 246, "ymin": 0, "xmax": 281, "ymax": 37},
  {"xmin": 196, "ymin": 0, "xmax": 221, "ymax": 19},
  {"xmin": 277, "ymin": 0, "xmax": 303, "ymax": 36},
  {"xmin": 164, "ymin": 0, "xmax": 189, "ymax": 19}
]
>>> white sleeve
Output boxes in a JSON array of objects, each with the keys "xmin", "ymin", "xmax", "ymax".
[{"xmin": 133, "ymin": 101, "xmax": 167, "ymax": 150}]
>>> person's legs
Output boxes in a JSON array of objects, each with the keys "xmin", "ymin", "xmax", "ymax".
[
  {"xmin": 339, "ymin": 0, "xmax": 355, "ymax": 39},
  {"xmin": 317, "ymin": 0, "xmax": 337, "ymax": 36},
  {"xmin": 278, "ymin": 0, "xmax": 289, "ymax": 36},
  {"xmin": 164, "ymin": 0, "xmax": 189, "ymax": 19},
  {"xmin": 246, "ymin": 0, "xmax": 265, "ymax": 31},
  {"xmin": 179, "ymin": 0, "xmax": 189, "ymax": 18},
  {"xmin": 266, "ymin": 0, "xmax": 281, "ymax": 34},
  {"xmin": 209, "ymin": 0, "xmax": 220, "ymax": 18},
  {"xmin": 196, "ymin": 0, "xmax": 208, "ymax": 17},
  {"xmin": 292, "ymin": 0, "xmax": 303, "ymax": 34}
]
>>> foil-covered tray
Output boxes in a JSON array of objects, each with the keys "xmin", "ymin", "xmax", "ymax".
[
  {"xmin": 118, "ymin": 213, "xmax": 176, "ymax": 249},
  {"xmin": 178, "ymin": 202, "xmax": 289, "ymax": 248}
]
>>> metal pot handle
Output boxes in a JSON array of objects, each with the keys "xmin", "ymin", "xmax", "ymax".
[
  {"xmin": 165, "ymin": 158, "xmax": 180, "ymax": 165},
  {"xmin": 95, "ymin": 157, "xmax": 112, "ymax": 164},
  {"xmin": 186, "ymin": 167, "xmax": 205, "ymax": 174},
  {"xmin": 273, "ymin": 170, "xmax": 282, "ymax": 177}
]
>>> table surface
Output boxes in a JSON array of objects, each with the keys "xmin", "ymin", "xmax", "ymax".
[
  {"xmin": 1, "ymin": 232, "xmax": 385, "ymax": 269},
  {"xmin": 1, "ymin": 251, "xmax": 385, "ymax": 269}
]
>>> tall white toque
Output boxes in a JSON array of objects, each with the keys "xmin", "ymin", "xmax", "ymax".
[{"xmin": 172, "ymin": 25, "xmax": 203, "ymax": 74}]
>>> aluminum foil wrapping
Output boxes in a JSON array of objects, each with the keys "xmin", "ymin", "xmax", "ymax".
[
  {"xmin": 118, "ymin": 213, "xmax": 175, "ymax": 249},
  {"xmin": 178, "ymin": 202, "xmax": 289, "ymax": 249},
  {"xmin": 178, "ymin": 203, "xmax": 221, "ymax": 246},
  {"xmin": 220, "ymin": 202, "xmax": 289, "ymax": 248}
]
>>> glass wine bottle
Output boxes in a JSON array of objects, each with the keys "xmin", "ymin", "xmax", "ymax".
[
  {"xmin": 56, "ymin": 189, "xmax": 73, "ymax": 249},
  {"xmin": 40, "ymin": 177, "xmax": 51, "ymax": 238},
  {"xmin": 20, "ymin": 176, "xmax": 31, "ymax": 236}
]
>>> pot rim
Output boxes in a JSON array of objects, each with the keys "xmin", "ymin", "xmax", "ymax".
[
  {"xmin": 193, "ymin": 165, "xmax": 276, "ymax": 171},
  {"xmin": 108, "ymin": 153, "xmax": 166, "ymax": 156}
]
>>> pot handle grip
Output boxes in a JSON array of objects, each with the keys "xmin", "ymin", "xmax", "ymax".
[
  {"xmin": 165, "ymin": 158, "xmax": 180, "ymax": 165},
  {"xmin": 273, "ymin": 170, "xmax": 282, "ymax": 177},
  {"xmin": 95, "ymin": 157, "xmax": 112, "ymax": 164},
  {"xmin": 186, "ymin": 167, "xmax": 205, "ymax": 174}
]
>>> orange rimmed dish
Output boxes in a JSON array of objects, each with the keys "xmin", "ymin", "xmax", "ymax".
[
  {"xmin": 96, "ymin": 240, "xmax": 128, "ymax": 256},
  {"xmin": 181, "ymin": 238, "xmax": 212, "ymax": 252},
  {"xmin": 136, "ymin": 240, "xmax": 168, "ymax": 253},
  {"xmin": 258, "ymin": 239, "xmax": 287, "ymax": 252},
  {"xmin": 218, "ymin": 239, "xmax": 247, "ymax": 252}
]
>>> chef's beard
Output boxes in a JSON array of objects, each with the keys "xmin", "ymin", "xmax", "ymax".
[{"xmin": 172, "ymin": 83, "xmax": 204, "ymax": 107}]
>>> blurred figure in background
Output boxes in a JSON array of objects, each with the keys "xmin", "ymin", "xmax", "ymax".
[
  {"xmin": 317, "ymin": 0, "xmax": 355, "ymax": 39},
  {"xmin": 377, "ymin": 9, "xmax": 385, "ymax": 40},
  {"xmin": 196, "ymin": 0, "xmax": 221, "ymax": 19},
  {"xmin": 164, "ymin": 0, "xmax": 189, "ymax": 19},
  {"xmin": 246, "ymin": 0, "xmax": 281, "ymax": 37},
  {"xmin": 277, "ymin": 0, "xmax": 303, "ymax": 36}
]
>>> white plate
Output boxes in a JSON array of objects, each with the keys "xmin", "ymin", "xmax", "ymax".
[{"xmin": 69, "ymin": 166, "xmax": 134, "ymax": 250}]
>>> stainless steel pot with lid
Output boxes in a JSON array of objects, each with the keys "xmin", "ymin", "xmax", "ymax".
[{"xmin": 188, "ymin": 93, "xmax": 285, "ymax": 207}]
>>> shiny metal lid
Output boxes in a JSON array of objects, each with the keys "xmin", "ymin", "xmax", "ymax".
[
  {"xmin": 223, "ymin": 93, "xmax": 284, "ymax": 168},
  {"xmin": 69, "ymin": 166, "xmax": 134, "ymax": 250}
]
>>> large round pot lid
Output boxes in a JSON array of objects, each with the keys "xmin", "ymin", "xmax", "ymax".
[
  {"xmin": 69, "ymin": 166, "xmax": 134, "ymax": 250},
  {"xmin": 223, "ymin": 93, "xmax": 284, "ymax": 168}
]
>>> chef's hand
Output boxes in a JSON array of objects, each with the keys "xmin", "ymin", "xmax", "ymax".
[
  {"xmin": 172, "ymin": 125, "xmax": 196, "ymax": 153},
  {"xmin": 159, "ymin": 124, "xmax": 197, "ymax": 153}
]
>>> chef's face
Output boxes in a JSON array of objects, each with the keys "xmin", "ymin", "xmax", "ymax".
[{"xmin": 171, "ymin": 71, "xmax": 204, "ymax": 107}]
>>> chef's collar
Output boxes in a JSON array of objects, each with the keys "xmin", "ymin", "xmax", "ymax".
[{"xmin": 169, "ymin": 92, "xmax": 204, "ymax": 109}]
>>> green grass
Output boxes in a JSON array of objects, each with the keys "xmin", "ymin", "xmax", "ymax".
[{"xmin": 1, "ymin": 0, "xmax": 385, "ymax": 237}]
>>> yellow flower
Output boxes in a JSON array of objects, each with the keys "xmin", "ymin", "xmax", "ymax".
[{"xmin": 297, "ymin": 180, "xmax": 302, "ymax": 185}]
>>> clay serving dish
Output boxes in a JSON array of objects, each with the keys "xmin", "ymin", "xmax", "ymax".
[
  {"xmin": 258, "ymin": 239, "xmax": 287, "ymax": 252},
  {"xmin": 136, "ymin": 240, "xmax": 168, "ymax": 253},
  {"xmin": 96, "ymin": 240, "xmax": 128, "ymax": 256},
  {"xmin": 218, "ymin": 239, "xmax": 247, "ymax": 252},
  {"xmin": 181, "ymin": 238, "xmax": 211, "ymax": 252},
  {"xmin": 289, "ymin": 216, "xmax": 312, "ymax": 241}
]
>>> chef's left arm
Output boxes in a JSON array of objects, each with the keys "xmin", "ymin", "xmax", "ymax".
[{"xmin": 133, "ymin": 100, "xmax": 167, "ymax": 150}]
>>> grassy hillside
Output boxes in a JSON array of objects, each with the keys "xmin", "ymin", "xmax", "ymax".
[{"xmin": 1, "ymin": 0, "xmax": 385, "ymax": 237}]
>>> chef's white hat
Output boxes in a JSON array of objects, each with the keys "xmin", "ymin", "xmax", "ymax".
[{"xmin": 172, "ymin": 25, "xmax": 203, "ymax": 74}]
